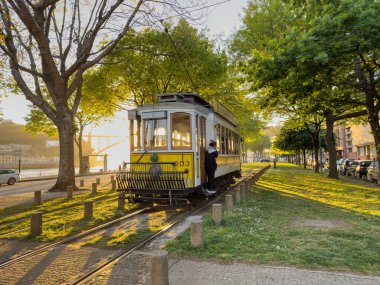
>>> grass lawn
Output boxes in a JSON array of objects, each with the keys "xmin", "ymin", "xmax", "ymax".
[
  {"xmin": 166, "ymin": 163, "xmax": 380, "ymax": 275},
  {"xmin": 0, "ymin": 188, "xmax": 139, "ymax": 241}
]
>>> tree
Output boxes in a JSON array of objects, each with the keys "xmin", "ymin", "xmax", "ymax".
[
  {"xmin": 92, "ymin": 18, "xmax": 267, "ymax": 154},
  {"xmin": 274, "ymin": 124, "xmax": 311, "ymax": 168},
  {"xmin": 25, "ymin": 70, "xmax": 119, "ymax": 174},
  {"xmin": 92, "ymin": 19, "xmax": 229, "ymax": 105},
  {"xmin": 232, "ymin": 0, "xmax": 378, "ymax": 178},
  {"xmin": 246, "ymin": 134, "xmax": 271, "ymax": 156},
  {"xmin": 0, "ymin": 0, "xmax": 204, "ymax": 191}
]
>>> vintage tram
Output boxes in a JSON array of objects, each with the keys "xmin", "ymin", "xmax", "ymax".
[{"xmin": 117, "ymin": 92, "xmax": 241, "ymax": 204}]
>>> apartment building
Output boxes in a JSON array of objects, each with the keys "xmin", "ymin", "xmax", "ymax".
[{"xmin": 335, "ymin": 124, "xmax": 376, "ymax": 159}]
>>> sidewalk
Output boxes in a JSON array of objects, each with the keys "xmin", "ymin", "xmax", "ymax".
[
  {"xmin": 0, "ymin": 189, "xmax": 89, "ymax": 208},
  {"xmin": 0, "ymin": 173, "xmax": 116, "ymax": 208},
  {"xmin": 87, "ymin": 250, "xmax": 380, "ymax": 285},
  {"xmin": 168, "ymin": 257, "xmax": 380, "ymax": 285}
]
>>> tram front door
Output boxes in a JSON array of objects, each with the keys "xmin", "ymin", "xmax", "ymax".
[{"xmin": 200, "ymin": 117, "xmax": 207, "ymax": 185}]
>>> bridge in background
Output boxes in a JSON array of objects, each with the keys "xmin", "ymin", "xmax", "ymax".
[{"xmin": 82, "ymin": 132, "xmax": 127, "ymax": 155}]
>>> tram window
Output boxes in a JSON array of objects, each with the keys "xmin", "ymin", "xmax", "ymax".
[
  {"xmin": 229, "ymin": 130, "xmax": 232, "ymax": 154},
  {"xmin": 216, "ymin": 124, "xmax": 220, "ymax": 152},
  {"xmin": 171, "ymin": 113, "xmax": 192, "ymax": 150},
  {"xmin": 144, "ymin": 119, "xmax": 167, "ymax": 149},
  {"xmin": 235, "ymin": 133, "xmax": 238, "ymax": 154},
  {"xmin": 200, "ymin": 117, "xmax": 206, "ymax": 148},
  {"xmin": 231, "ymin": 132, "xmax": 235, "ymax": 154},
  {"xmin": 224, "ymin": 128, "xmax": 230, "ymax": 154},
  {"xmin": 130, "ymin": 117, "xmax": 141, "ymax": 151},
  {"xmin": 221, "ymin": 126, "xmax": 225, "ymax": 154},
  {"xmin": 196, "ymin": 115, "xmax": 199, "ymax": 154}
]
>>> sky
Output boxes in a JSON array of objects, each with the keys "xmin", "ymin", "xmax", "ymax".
[{"xmin": 1, "ymin": 0, "xmax": 248, "ymax": 130}]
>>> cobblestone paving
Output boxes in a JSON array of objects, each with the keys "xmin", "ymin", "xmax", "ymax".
[
  {"xmin": 144, "ymin": 215, "xmax": 202, "ymax": 251},
  {"xmin": 0, "ymin": 244, "xmax": 121, "ymax": 285},
  {"xmin": 82, "ymin": 252, "xmax": 380, "ymax": 285},
  {"xmin": 84, "ymin": 251, "xmax": 150, "ymax": 285},
  {"xmin": 0, "ymin": 239, "xmax": 44, "ymax": 263},
  {"xmin": 169, "ymin": 258, "xmax": 380, "ymax": 285}
]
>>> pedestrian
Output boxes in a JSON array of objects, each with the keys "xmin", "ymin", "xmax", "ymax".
[{"xmin": 204, "ymin": 140, "xmax": 218, "ymax": 195}]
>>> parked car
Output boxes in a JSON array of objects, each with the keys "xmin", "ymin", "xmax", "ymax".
[
  {"xmin": 354, "ymin": 160, "xmax": 372, "ymax": 179},
  {"xmin": 367, "ymin": 161, "xmax": 378, "ymax": 182},
  {"xmin": 0, "ymin": 169, "xmax": 20, "ymax": 185},
  {"xmin": 259, "ymin": 158, "xmax": 271, "ymax": 162},
  {"xmin": 336, "ymin": 159, "xmax": 342, "ymax": 171},
  {"xmin": 346, "ymin": 160, "xmax": 360, "ymax": 177},
  {"xmin": 338, "ymin": 159, "xmax": 351, "ymax": 175}
]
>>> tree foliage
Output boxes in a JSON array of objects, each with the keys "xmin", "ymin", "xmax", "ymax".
[
  {"xmin": 0, "ymin": 0, "xmax": 206, "ymax": 191},
  {"xmin": 233, "ymin": 0, "xmax": 380, "ymax": 176},
  {"xmin": 91, "ymin": 19, "xmax": 229, "ymax": 104}
]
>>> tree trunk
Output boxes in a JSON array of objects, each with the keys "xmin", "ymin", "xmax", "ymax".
[
  {"xmin": 314, "ymin": 143, "xmax": 319, "ymax": 173},
  {"xmin": 303, "ymin": 149, "xmax": 306, "ymax": 169},
  {"xmin": 367, "ymin": 108, "xmax": 380, "ymax": 184},
  {"xmin": 297, "ymin": 150, "xmax": 301, "ymax": 166},
  {"xmin": 77, "ymin": 124, "xmax": 84, "ymax": 175},
  {"xmin": 50, "ymin": 115, "xmax": 76, "ymax": 192},
  {"xmin": 325, "ymin": 110, "xmax": 338, "ymax": 179}
]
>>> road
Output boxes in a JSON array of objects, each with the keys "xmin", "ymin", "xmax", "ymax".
[{"xmin": 0, "ymin": 173, "xmax": 116, "ymax": 208}]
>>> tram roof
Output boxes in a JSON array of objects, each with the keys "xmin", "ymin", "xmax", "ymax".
[
  {"xmin": 156, "ymin": 92, "xmax": 212, "ymax": 109},
  {"xmin": 133, "ymin": 92, "xmax": 238, "ymax": 127}
]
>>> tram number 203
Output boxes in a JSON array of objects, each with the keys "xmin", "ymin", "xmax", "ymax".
[{"xmin": 175, "ymin": 161, "xmax": 190, "ymax": 167}]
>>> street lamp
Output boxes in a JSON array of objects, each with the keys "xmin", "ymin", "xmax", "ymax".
[{"xmin": 13, "ymin": 149, "xmax": 22, "ymax": 173}]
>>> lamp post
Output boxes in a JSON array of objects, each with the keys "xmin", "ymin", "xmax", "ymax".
[{"xmin": 13, "ymin": 149, "xmax": 22, "ymax": 173}]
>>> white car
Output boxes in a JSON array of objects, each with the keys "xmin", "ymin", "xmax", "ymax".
[{"xmin": 0, "ymin": 169, "xmax": 20, "ymax": 185}]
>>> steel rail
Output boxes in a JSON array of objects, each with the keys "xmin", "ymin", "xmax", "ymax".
[
  {"xmin": 69, "ymin": 173, "xmax": 260, "ymax": 285},
  {"xmin": 0, "ymin": 207, "xmax": 150, "ymax": 269},
  {"xmin": 71, "ymin": 166, "xmax": 271, "ymax": 284}
]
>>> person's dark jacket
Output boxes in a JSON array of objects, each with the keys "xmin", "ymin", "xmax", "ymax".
[{"xmin": 205, "ymin": 147, "xmax": 218, "ymax": 170}]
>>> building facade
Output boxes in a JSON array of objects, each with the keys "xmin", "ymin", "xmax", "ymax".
[{"xmin": 335, "ymin": 124, "xmax": 376, "ymax": 160}]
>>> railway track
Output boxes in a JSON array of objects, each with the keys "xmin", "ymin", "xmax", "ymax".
[
  {"xmin": 70, "ymin": 196, "xmax": 223, "ymax": 285},
  {"xmin": 0, "ymin": 207, "xmax": 150, "ymax": 269},
  {"xmin": 69, "ymin": 171, "xmax": 263, "ymax": 285},
  {"xmin": 0, "ymin": 197, "xmax": 120, "ymax": 238},
  {"xmin": 0, "ymin": 166, "xmax": 269, "ymax": 285}
]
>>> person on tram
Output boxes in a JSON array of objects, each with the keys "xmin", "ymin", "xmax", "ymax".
[{"xmin": 204, "ymin": 140, "xmax": 218, "ymax": 195}]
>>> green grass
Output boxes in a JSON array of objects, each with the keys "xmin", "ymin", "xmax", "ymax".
[
  {"xmin": 166, "ymin": 163, "xmax": 380, "ymax": 275},
  {"xmin": 0, "ymin": 188, "xmax": 117, "ymax": 225},
  {"xmin": 0, "ymin": 188, "xmax": 140, "ymax": 241}
]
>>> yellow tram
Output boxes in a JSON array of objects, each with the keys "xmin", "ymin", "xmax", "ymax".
[{"xmin": 117, "ymin": 93, "xmax": 241, "ymax": 204}]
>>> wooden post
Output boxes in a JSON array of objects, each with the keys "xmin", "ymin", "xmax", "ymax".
[
  {"xmin": 34, "ymin": 191, "xmax": 42, "ymax": 205},
  {"xmin": 67, "ymin": 186, "xmax": 73, "ymax": 199},
  {"xmin": 84, "ymin": 201, "xmax": 94, "ymax": 220},
  {"xmin": 235, "ymin": 187, "xmax": 241, "ymax": 203},
  {"xmin": 150, "ymin": 250, "xmax": 169, "ymax": 285},
  {"xmin": 96, "ymin": 177, "xmax": 100, "ymax": 185},
  {"xmin": 118, "ymin": 192, "xmax": 125, "ymax": 210},
  {"xmin": 112, "ymin": 180, "xmax": 117, "ymax": 191},
  {"xmin": 111, "ymin": 175, "xmax": 115, "ymax": 182},
  {"xmin": 191, "ymin": 220, "xmax": 203, "ymax": 248},
  {"xmin": 240, "ymin": 184, "xmax": 246, "ymax": 199},
  {"xmin": 212, "ymin": 204, "xmax": 222, "ymax": 225},
  {"xmin": 92, "ymin": 183, "xmax": 97, "ymax": 194},
  {"xmin": 30, "ymin": 212, "xmax": 42, "ymax": 237},
  {"xmin": 225, "ymin": 194, "xmax": 233, "ymax": 213},
  {"xmin": 80, "ymin": 179, "xmax": 84, "ymax": 187}
]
